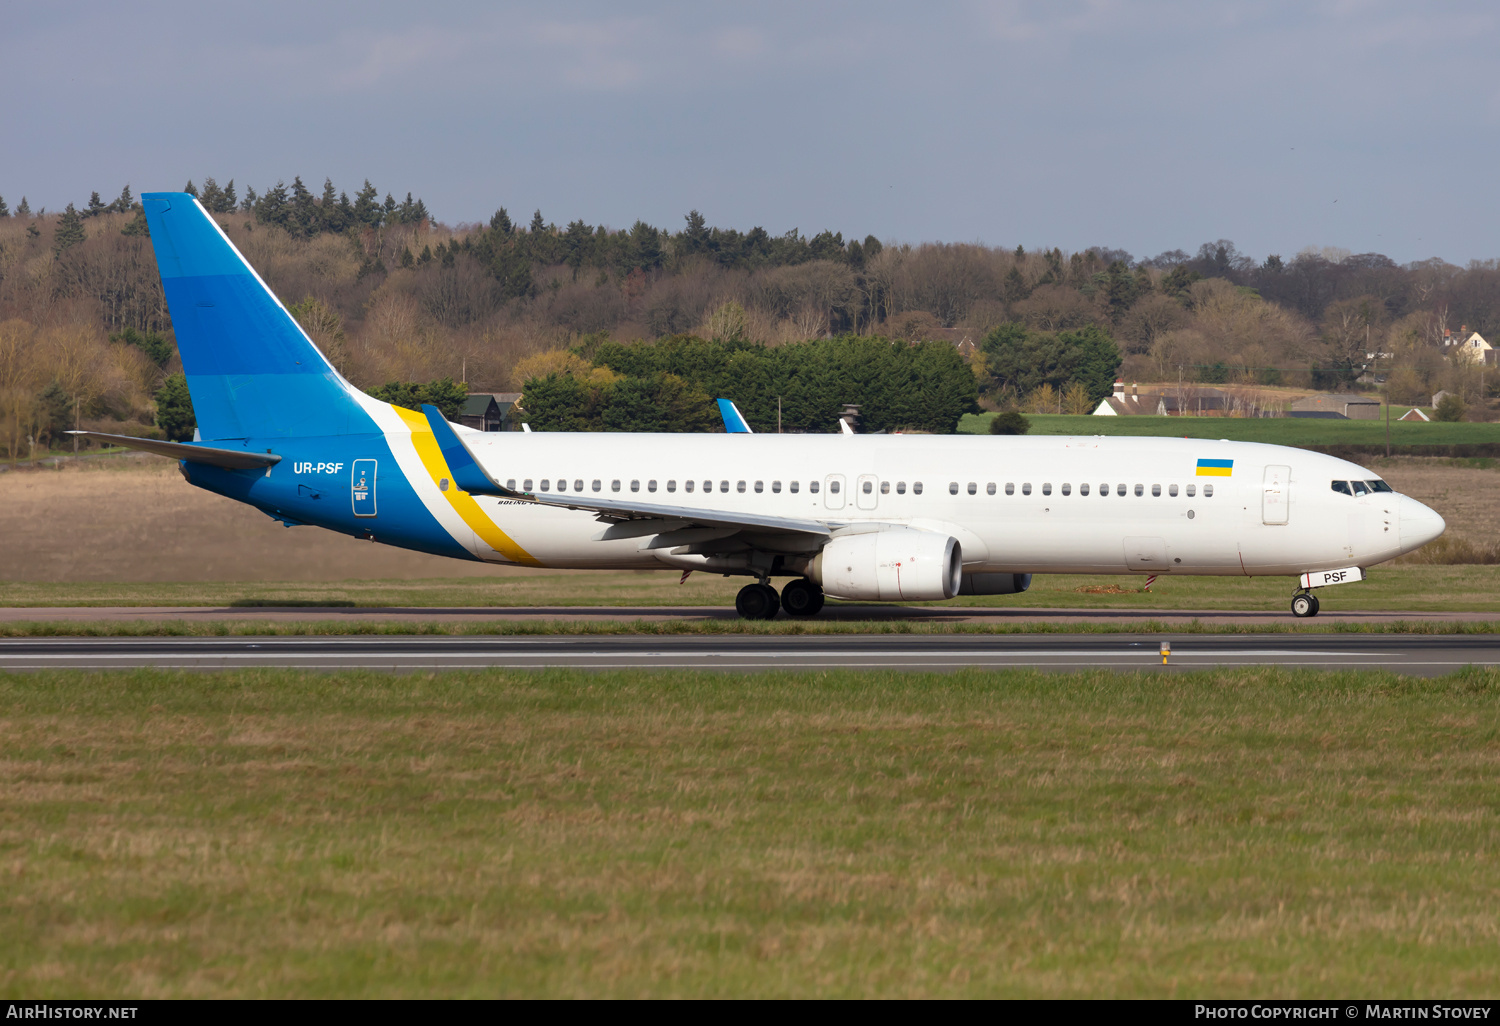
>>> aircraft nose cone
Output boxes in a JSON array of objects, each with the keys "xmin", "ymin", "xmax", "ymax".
[{"xmin": 1398, "ymin": 495, "xmax": 1445, "ymax": 551}]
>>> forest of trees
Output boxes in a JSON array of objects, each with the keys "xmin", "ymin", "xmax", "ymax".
[{"xmin": 2, "ymin": 174, "xmax": 1497, "ymax": 455}]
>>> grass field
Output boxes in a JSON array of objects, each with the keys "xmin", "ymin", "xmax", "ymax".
[
  {"xmin": 957, "ymin": 411, "xmax": 1500, "ymax": 445},
  {"xmin": 3, "ymin": 667, "xmax": 1498, "ymax": 998},
  {"xmin": 6, "ymin": 565, "xmax": 1500, "ymax": 613}
]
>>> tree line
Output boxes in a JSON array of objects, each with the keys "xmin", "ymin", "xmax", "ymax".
[{"xmin": 3, "ymin": 172, "xmax": 1498, "ymax": 458}]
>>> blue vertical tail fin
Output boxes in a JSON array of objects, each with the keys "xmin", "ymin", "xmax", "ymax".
[{"xmin": 142, "ymin": 192, "xmax": 376, "ymax": 441}]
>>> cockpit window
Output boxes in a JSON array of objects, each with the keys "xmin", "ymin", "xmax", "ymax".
[
  {"xmin": 1351, "ymin": 480, "xmax": 1370, "ymax": 496},
  {"xmin": 1331, "ymin": 481, "xmax": 1352, "ymax": 496},
  {"xmin": 1367, "ymin": 480, "xmax": 1393, "ymax": 493}
]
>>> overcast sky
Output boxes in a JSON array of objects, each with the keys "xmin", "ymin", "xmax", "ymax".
[{"xmin": 3, "ymin": 1, "xmax": 1496, "ymax": 264}]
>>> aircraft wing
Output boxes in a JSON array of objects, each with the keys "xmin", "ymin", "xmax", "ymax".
[
  {"xmin": 65, "ymin": 431, "xmax": 282, "ymax": 470},
  {"xmin": 419, "ymin": 405, "xmax": 831, "ymax": 551}
]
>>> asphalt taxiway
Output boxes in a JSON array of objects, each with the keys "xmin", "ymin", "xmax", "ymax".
[{"xmin": 4, "ymin": 633, "xmax": 1498, "ymax": 675}]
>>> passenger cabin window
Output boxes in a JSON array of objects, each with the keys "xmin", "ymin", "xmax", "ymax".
[
  {"xmin": 1005, "ymin": 483, "xmax": 1015, "ymax": 495},
  {"xmin": 829, "ymin": 480, "xmax": 840, "ymax": 494},
  {"xmin": 791, "ymin": 481, "xmax": 800, "ymax": 493},
  {"xmin": 756, "ymin": 481, "xmax": 764, "ymax": 493},
  {"xmin": 720, "ymin": 481, "xmax": 729, "ymax": 493},
  {"xmin": 685, "ymin": 480, "xmax": 695, "ymax": 493},
  {"xmin": 556, "ymin": 479, "xmax": 566, "ymax": 492},
  {"xmin": 540, "ymin": 480, "xmax": 550, "ymax": 491},
  {"xmin": 631, "ymin": 480, "xmax": 640, "ymax": 492},
  {"xmin": 1204, "ymin": 484, "xmax": 1215, "ymax": 497},
  {"xmin": 1061, "ymin": 483, "xmax": 1071, "ymax": 496},
  {"xmin": 737, "ymin": 481, "xmax": 746, "ymax": 493},
  {"xmin": 1080, "ymin": 483, "xmax": 1089, "ymax": 496},
  {"xmin": 810, "ymin": 481, "xmax": 820, "ymax": 494},
  {"xmin": 592, "ymin": 479, "xmax": 602, "ymax": 492},
  {"xmin": 612, "ymin": 480, "xmax": 621, "ymax": 492},
  {"xmin": 896, "ymin": 482, "xmax": 906, "ymax": 494},
  {"xmin": 523, "ymin": 479, "xmax": 533, "ymax": 491},
  {"xmin": 1169, "ymin": 484, "xmax": 1178, "ymax": 497},
  {"xmin": 1042, "ymin": 483, "xmax": 1052, "ymax": 496},
  {"xmin": 507, "ymin": 479, "xmax": 517, "ymax": 490},
  {"xmin": 913, "ymin": 482, "xmax": 923, "ymax": 495},
  {"xmin": 986, "ymin": 483, "xmax": 996, "ymax": 495},
  {"xmin": 1186, "ymin": 484, "xmax": 1196, "ymax": 497},
  {"xmin": 667, "ymin": 480, "xmax": 677, "ymax": 492},
  {"xmin": 967, "ymin": 482, "xmax": 977, "ymax": 495},
  {"xmin": 1332, "ymin": 480, "xmax": 1352, "ymax": 496},
  {"xmin": 772, "ymin": 481, "xmax": 782, "ymax": 493},
  {"xmin": 1099, "ymin": 482, "xmax": 1109, "ymax": 496},
  {"xmin": 881, "ymin": 482, "xmax": 890, "ymax": 494},
  {"xmin": 574, "ymin": 479, "xmax": 583, "ymax": 492},
  {"xmin": 1134, "ymin": 484, "xmax": 1144, "ymax": 497},
  {"xmin": 949, "ymin": 482, "xmax": 959, "ymax": 495},
  {"xmin": 862, "ymin": 480, "xmax": 872, "ymax": 494},
  {"xmin": 1022, "ymin": 483, "xmax": 1032, "ymax": 495},
  {"xmin": 702, "ymin": 480, "xmax": 712, "ymax": 493},
  {"xmin": 648, "ymin": 480, "xmax": 657, "ymax": 492},
  {"xmin": 1117, "ymin": 483, "xmax": 1127, "ymax": 496}
]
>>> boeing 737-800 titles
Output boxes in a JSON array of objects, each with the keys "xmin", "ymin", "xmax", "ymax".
[{"xmin": 72, "ymin": 194, "xmax": 1447, "ymax": 619}]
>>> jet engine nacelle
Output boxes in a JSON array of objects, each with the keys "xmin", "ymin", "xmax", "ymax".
[
  {"xmin": 809, "ymin": 529, "xmax": 962, "ymax": 601},
  {"xmin": 959, "ymin": 572, "xmax": 1032, "ymax": 595}
]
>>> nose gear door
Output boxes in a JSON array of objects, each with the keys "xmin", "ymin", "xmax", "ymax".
[{"xmin": 1262, "ymin": 464, "xmax": 1289, "ymax": 525}]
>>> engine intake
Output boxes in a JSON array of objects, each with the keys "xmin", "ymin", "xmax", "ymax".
[{"xmin": 809, "ymin": 529, "xmax": 962, "ymax": 601}]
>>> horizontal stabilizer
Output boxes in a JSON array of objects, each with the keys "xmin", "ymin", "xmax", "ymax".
[
  {"xmin": 419, "ymin": 405, "xmax": 524, "ymax": 498},
  {"xmin": 65, "ymin": 431, "xmax": 282, "ymax": 469}
]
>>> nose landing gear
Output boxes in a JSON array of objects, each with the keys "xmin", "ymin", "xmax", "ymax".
[{"xmin": 1291, "ymin": 591, "xmax": 1321, "ymax": 618}]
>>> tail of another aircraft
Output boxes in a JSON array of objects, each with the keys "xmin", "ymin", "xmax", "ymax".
[{"xmin": 141, "ymin": 192, "xmax": 377, "ymax": 441}]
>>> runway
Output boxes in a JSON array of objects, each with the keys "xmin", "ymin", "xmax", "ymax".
[
  {"xmin": 4, "ymin": 633, "xmax": 1499, "ymax": 674},
  {"xmin": 4, "ymin": 605, "xmax": 1498, "ymax": 626}
]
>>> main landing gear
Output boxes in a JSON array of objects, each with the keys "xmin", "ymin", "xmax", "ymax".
[
  {"xmin": 1291, "ymin": 591, "xmax": 1321, "ymax": 618},
  {"xmin": 734, "ymin": 578, "xmax": 825, "ymax": 620}
]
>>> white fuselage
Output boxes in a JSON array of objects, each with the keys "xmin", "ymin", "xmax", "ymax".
[{"xmin": 448, "ymin": 432, "xmax": 1443, "ymax": 577}]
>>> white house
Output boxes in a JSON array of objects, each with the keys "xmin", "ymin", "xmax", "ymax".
[{"xmin": 1443, "ymin": 326, "xmax": 1494, "ymax": 365}]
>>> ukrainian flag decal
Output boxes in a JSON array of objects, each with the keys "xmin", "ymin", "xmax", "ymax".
[{"xmin": 1196, "ymin": 458, "xmax": 1233, "ymax": 477}]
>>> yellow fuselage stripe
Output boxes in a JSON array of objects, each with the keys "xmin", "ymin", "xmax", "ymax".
[
  {"xmin": 392, "ymin": 406, "xmax": 540, "ymax": 565},
  {"xmin": 1195, "ymin": 467, "xmax": 1233, "ymax": 476}
]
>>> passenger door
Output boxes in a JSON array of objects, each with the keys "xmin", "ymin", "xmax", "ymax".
[
  {"xmin": 1262, "ymin": 464, "xmax": 1290, "ymax": 525},
  {"xmin": 856, "ymin": 474, "xmax": 879, "ymax": 510},
  {"xmin": 824, "ymin": 474, "xmax": 846, "ymax": 511}
]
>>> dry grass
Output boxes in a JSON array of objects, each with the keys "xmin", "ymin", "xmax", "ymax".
[{"xmin": 2, "ymin": 667, "xmax": 1499, "ymax": 997}]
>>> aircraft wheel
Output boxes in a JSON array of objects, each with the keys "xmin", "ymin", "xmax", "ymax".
[
  {"xmin": 781, "ymin": 578, "xmax": 825, "ymax": 618},
  {"xmin": 736, "ymin": 582, "xmax": 779, "ymax": 620},
  {"xmin": 1291, "ymin": 593, "xmax": 1318, "ymax": 618}
]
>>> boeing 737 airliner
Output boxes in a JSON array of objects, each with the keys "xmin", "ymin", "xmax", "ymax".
[{"xmin": 73, "ymin": 193, "xmax": 1447, "ymax": 619}]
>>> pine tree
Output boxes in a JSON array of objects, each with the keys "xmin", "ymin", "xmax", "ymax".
[
  {"xmin": 383, "ymin": 193, "xmax": 397, "ymax": 220},
  {"xmin": 17, "ymin": 197, "xmax": 31, "ymax": 217},
  {"xmin": 54, "ymin": 203, "xmax": 86, "ymax": 254},
  {"xmin": 317, "ymin": 177, "xmax": 339, "ymax": 232},
  {"xmin": 411, "ymin": 198, "xmax": 430, "ymax": 224},
  {"xmin": 154, "ymin": 373, "xmax": 196, "ymax": 441},
  {"xmin": 111, "ymin": 184, "xmax": 134, "ymax": 213},
  {"xmin": 199, "ymin": 177, "xmax": 226, "ymax": 212},
  {"xmin": 183, "ymin": 180, "xmax": 198, "ymax": 197},
  {"xmin": 490, "ymin": 207, "xmax": 513, "ymax": 233},
  {"xmin": 353, "ymin": 180, "xmax": 381, "ymax": 227},
  {"xmin": 682, "ymin": 210, "xmax": 709, "ymax": 254},
  {"xmin": 289, "ymin": 176, "xmax": 315, "ymax": 236},
  {"xmin": 240, "ymin": 185, "xmax": 258, "ymax": 213},
  {"xmin": 396, "ymin": 192, "xmax": 416, "ymax": 223},
  {"xmin": 400, "ymin": 247, "xmax": 414, "ymax": 269},
  {"xmin": 0, "ymin": 195, "xmax": 8, "ymax": 218},
  {"xmin": 223, "ymin": 179, "xmax": 237, "ymax": 210},
  {"xmin": 529, "ymin": 210, "xmax": 546, "ymax": 234},
  {"xmin": 85, "ymin": 191, "xmax": 106, "ymax": 217}
]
